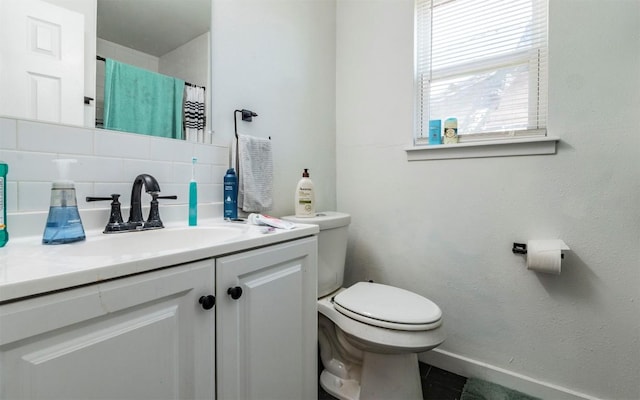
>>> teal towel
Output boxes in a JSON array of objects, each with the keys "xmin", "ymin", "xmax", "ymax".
[{"xmin": 104, "ymin": 59, "xmax": 185, "ymax": 139}]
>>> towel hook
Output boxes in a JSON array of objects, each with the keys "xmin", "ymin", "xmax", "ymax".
[{"xmin": 233, "ymin": 109, "xmax": 260, "ymax": 178}]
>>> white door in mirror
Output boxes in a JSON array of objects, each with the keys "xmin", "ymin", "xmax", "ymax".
[{"xmin": 0, "ymin": 0, "xmax": 84, "ymax": 126}]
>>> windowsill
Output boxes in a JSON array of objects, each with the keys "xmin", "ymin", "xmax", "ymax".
[{"xmin": 405, "ymin": 136, "xmax": 560, "ymax": 161}]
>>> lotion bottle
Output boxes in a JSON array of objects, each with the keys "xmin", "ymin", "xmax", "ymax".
[{"xmin": 295, "ymin": 169, "xmax": 315, "ymax": 217}]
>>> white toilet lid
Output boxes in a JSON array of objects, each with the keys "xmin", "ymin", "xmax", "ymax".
[{"xmin": 333, "ymin": 282, "xmax": 442, "ymax": 331}]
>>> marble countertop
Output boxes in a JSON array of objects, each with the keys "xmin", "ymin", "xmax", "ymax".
[{"xmin": 0, "ymin": 218, "xmax": 319, "ymax": 304}]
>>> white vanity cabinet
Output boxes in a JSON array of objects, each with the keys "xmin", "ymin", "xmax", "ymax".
[
  {"xmin": 0, "ymin": 260, "xmax": 216, "ymax": 400},
  {"xmin": 216, "ymin": 237, "xmax": 318, "ymax": 400},
  {"xmin": 0, "ymin": 233, "xmax": 319, "ymax": 400}
]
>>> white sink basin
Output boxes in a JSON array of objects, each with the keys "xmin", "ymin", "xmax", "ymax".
[{"xmin": 51, "ymin": 225, "xmax": 248, "ymax": 257}]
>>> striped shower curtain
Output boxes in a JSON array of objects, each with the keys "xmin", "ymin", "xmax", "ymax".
[{"xmin": 184, "ymin": 86, "xmax": 206, "ymax": 142}]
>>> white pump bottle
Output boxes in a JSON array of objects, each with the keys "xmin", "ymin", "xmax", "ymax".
[{"xmin": 295, "ymin": 168, "xmax": 315, "ymax": 217}]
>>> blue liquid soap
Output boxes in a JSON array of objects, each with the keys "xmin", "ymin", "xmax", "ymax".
[
  {"xmin": 42, "ymin": 205, "xmax": 86, "ymax": 244},
  {"xmin": 42, "ymin": 159, "xmax": 86, "ymax": 245}
]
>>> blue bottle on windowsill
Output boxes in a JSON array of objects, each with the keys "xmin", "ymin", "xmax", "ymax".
[{"xmin": 429, "ymin": 120, "xmax": 442, "ymax": 145}]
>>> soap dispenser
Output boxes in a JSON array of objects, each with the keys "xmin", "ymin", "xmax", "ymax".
[{"xmin": 42, "ymin": 159, "xmax": 86, "ymax": 244}]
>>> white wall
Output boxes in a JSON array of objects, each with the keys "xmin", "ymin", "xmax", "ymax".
[
  {"xmin": 160, "ymin": 32, "xmax": 210, "ymax": 87},
  {"xmin": 336, "ymin": 1, "xmax": 640, "ymax": 399},
  {"xmin": 211, "ymin": 0, "xmax": 337, "ymax": 216}
]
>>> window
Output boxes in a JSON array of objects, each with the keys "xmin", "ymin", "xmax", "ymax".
[{"xmin": 415, "ymin": 0, "xmax": 548, "ymax": 144}]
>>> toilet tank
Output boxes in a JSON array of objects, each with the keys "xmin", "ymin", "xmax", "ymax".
[{"xmin": 282, "ymin": 212, "xmax": 351, "ymax": 297}]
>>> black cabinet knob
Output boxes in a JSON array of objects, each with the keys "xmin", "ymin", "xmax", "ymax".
[
  {"xmin": 199, "ymin": 295, "xmax": 216, "ymax": 310},
  {"xmin": 227, "ymin": 286, "xmax": 243, "ymax": 300}
]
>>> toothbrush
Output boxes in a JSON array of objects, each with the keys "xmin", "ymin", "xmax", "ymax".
[{"xmin": 189, "ymin": 157, "xmax": 198, "ymax": 226}]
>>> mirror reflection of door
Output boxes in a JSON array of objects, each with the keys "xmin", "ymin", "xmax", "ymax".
[{"xmin": 0, "ymin": 0, "xmax": 85, "ymax": 125}]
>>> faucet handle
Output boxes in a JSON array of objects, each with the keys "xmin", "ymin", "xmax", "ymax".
[
  {"xmin": 145, "ymin": 192, "xmax": 178, "ymax": 229},
  {"xmin": 86, "ymin": 194, "xmax": 120, "ymax": 203},
  {"xmin": 86, "ymin": 194, "xmax": 128, "ymax": 233}
]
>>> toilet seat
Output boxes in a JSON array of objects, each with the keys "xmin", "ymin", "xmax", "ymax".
[
  {"xmin": 318, "ymin": 291, "xmax": 446, "ymax": 354},
  {"xmin": 333, "ymin": 282, "xmax": 442, "ymax": 331}
]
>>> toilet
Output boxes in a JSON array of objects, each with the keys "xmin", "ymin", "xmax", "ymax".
[{"xmin": 282, "ymin": 212, "xmax": 446, "ymax": 400}]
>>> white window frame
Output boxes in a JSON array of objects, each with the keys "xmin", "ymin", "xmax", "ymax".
[{"xmin": 408, "ymin": 0, "xmax": 558, "ymax": 160}]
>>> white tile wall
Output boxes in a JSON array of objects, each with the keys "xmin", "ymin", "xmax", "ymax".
[
  {"xmin": 0, "ymin": 119, "xmax": 17, "ymax": 149},
  {"xmin": 0, "ymin": 117, "xmax": 229, "ymax": 237}
]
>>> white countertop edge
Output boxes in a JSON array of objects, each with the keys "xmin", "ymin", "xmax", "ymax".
[{"xmin": 0, "ymin": 219, "xmax": 319, "ymax": 304}]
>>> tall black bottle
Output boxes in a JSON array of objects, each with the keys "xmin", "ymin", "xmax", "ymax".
[{"xmin": 223, "ymin": 168, "xmax": 238, "ymax": 220}]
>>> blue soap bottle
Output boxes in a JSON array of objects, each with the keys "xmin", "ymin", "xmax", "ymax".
[
  {"xmin": 223, "ymin": 168, "xmax": 238, "ymax": 220},
  {"xmin": 42, "ymin": 159, "xmax": 86, "ymax": 245}
]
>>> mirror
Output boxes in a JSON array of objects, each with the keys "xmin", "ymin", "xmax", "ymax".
[{"xmin": 0, "ymin": 0, "xmax": 211, "ymax": 140}]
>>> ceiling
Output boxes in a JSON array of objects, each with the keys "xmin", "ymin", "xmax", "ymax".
[{"xmin": 97, "ymin": 0, "xmax": 211, "ymax": 57}]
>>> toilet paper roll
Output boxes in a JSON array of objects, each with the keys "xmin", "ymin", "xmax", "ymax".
[{"xmin": 526, "ymin": 240, "xmax": 569, "ymax": 275}]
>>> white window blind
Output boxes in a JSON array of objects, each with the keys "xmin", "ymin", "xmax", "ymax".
[{"xmin": 415, "ymin": 0, "xmax": 548, "ymax": 142}]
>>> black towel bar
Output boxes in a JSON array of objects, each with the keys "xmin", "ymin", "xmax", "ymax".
[{"xmin": 96, "ymin": 55, "xmax": 204, "ymax": 90}]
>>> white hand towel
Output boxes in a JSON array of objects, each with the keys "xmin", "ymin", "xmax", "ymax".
[{"xmin": 238, "ymin": 134, "xmax": 273, "ymax": 212}]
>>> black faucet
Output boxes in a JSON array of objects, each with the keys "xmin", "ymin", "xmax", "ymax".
[
  {"xmin": 87, "ymin": 174, "xmax": 177, "ymax": 233},
  {"xmin": 145, "ymin": 191, "xmax": 178, "ymax": 229},
  {"xmin": 128, "ymin": 174, "xmax": 161, "ymax": 228},
  {"xmin": 86, "ymin": 194, "xmax": 128, "ymax": 233}
]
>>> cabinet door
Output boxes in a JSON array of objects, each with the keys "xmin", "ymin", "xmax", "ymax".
[
  {"xmin": 0, "ymin": 260, "xmax": 216, "ymax": 400},
  {"xmin": 217, "ymin": 237, "xmax": 318, "ymax": 400}
]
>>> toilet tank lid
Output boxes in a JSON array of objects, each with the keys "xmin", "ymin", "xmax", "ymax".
[
  {"xmin": 334, "ymin": 282, "xmax": 442, "ymax": 325},
  {"xmin": 281, "ymin": 211, "xmax": 351, "ymax": 230}
]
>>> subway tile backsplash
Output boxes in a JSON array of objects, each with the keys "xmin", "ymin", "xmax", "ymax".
[
  {"xmin": 18, "ymin": 121, "xmax": 94, "ymax": 154},
  {"xmin": 0, "ymin": 117, "xmax": 229, "ymax": 237},
  {"xmin": 0, "ymin": 118, "xmax": 17, "ymax": 149}
]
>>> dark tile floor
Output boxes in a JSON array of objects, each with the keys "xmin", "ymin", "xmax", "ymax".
[
  {"xmin": 318, "ymin": 361, "xmax": 467, "ymax": 400},
  {"xmin": 419, "ymin": 362, "xmax": 468, "ymax": 400}
]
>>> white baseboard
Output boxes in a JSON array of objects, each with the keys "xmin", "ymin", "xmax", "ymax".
[{"xmin": 419, "ymin": 349, "xmax": 601, "ymax": 400}]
